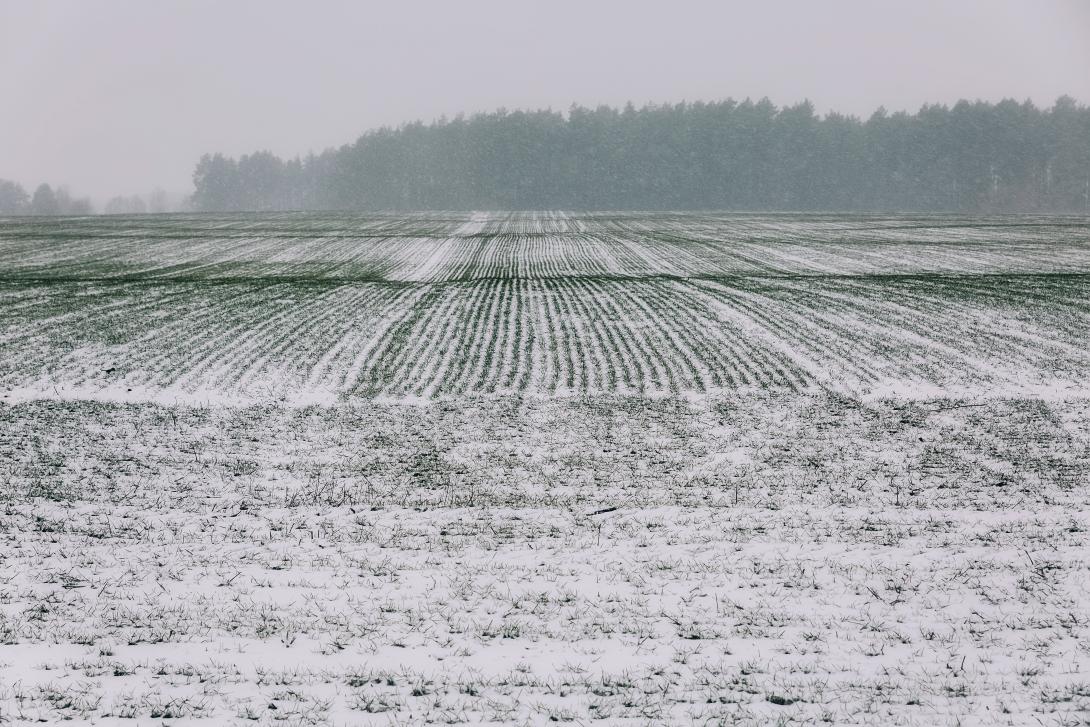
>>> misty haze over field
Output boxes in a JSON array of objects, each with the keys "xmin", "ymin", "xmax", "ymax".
[
  {"xmin": 1, "ymin": 0, "xmax": 1089, "ymax": 211},
  {"xmin": 6, "ymin": 3, "xmax": 1090, "ymax": 724}
]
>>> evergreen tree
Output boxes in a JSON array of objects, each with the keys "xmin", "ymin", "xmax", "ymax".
[
  {"xmin": 190, "ymin": 97, "xmax": 1090, "ymax": 213},
  {"xmin": 0, "ymin": 180, "xmax": 29, "ymax": 214},
  {"xmin": 30, "ymin": 183, "xmax": 59, "ymax": 215}
]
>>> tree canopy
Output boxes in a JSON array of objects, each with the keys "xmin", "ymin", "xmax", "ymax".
[
  {"xmin": 0, "ymin": 180, "xmax": 93, "ymax": 215},
  {"xmin": 192, "ymin": 96, "xmax": 1084, "ymax": 213}
]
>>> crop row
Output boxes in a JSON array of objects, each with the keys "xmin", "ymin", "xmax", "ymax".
[
  {"xmin": 2, "ymin": 212, "xmax": 1088, "ymax": 282},
  {"xmin": 1, "ymin": 272, "xmax": 1086, "ymax": 402}
]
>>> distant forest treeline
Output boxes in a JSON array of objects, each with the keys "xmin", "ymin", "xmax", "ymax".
[
  {"xmin": 0, "ymin": 181, "xmax": 93, "ymax": 216},
  {"xmin": 0, "ymin": 180, "xmax": 177, "ymax": 216},
  {"xmin": 188, "ymin": 96, "xmax": 1084, "ymax": 212}
]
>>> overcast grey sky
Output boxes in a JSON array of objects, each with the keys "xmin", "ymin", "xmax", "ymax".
[{"xmin": 2, "ymin": 0, "xmax": 1088, "ymax": 203}]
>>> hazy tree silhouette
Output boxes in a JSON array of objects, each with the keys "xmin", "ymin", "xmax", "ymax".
[
  {"xmin": 30, "ymin": 184, "xmax": 59, "ymax": 215},
  {"xmin": 0, "ymin": 180, "xmax": 29, "ymax": 214},
  {"xmin": 191, "ymin": 97, "xmax": 1090, "ymax": 213}
]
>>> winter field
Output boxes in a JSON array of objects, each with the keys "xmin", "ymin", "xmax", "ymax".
[{"xmin": 1, "ymin": 211, "xmax": 1089, "ymax": 725}]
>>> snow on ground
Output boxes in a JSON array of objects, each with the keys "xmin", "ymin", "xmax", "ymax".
[
  {"xmin": 1, "ymin": 212, "xmax": 1089, "ymax": 724},
  {"xmin": 2, "ymin": 393, "xmax": 1088, "ymax": 725}
]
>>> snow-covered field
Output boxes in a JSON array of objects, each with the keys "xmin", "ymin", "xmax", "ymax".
[{"xmin": 1, "ymin": 212, "xmax": 1088, "ymax": 725}]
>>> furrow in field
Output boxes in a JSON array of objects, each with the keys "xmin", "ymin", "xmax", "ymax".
[
  {"xmin": 404, "ymin": 283, "xmax": 466, "ymax": 395},
  {"xmin": 303, "ymin": 286, "xmax": 429, "ymax": 386},
  {"xmin": 352, "ymin": 287, "xmax": 456, "ymax": 395},
  {"xmin": 817, "ymin": 278, "xmax": 1029, "ymax": 361},
  {"xmin": 497, "ymin": 279, "xmax": 529, "ymax": 392},
  {"xmin": 478, "ymin": 279, "xmax": 518, "ymax": 392},
  {"xmin": 688, "ymin": 279, "xmax": 878, "ymax": 388},
  {"xmin": 395, "ymin": 236, "xmax": 459, "ymax": 282},
  {"xmin": 522, "ymin": 280, "xmax": 550, "ymax": 390},
  {"xmin": 845, "ymin": 276, "xmax": 1090, "ymax": 379},
  {"xmin": 424, "ymin": 282, "xmax": 492, "ymax": 395},
  {"xmin": 753, "ymin": 285, "xmax": 953, "ymax": 387},
  {"xmin": 618, "ymin": 283, "xmax": 718, "ymax": 391},
  {"xmin": 474, "ymin": 279, "xmax": 516, "ymax": 393},
  {"xmin": 99, "ymin": 286, "xmax": 269, "ymax": 389},
  {"xmin": 508, "ymin": 278, "xmax": 535, "ymax": 391},
  {"xmin": 711, "ymin": 275, "xmax": 1052, "ymax": 391},
  {"xmin": 230, "ymin": 285, "xmax": 380, "ymax": 393},
  {"xmin": 577, "ymin": 279, "xmax": 678, "ymax": 392},
  {"xmin": 206, "ymin": 287, "xmax": 344, "ymax": 390},
  {"xmin": 446, "ymin": 279, "xmax": 510, "ymax": 395},
  {"xmin": 5, "ymin": 212, "xmax": 1090, "ymax": 403},
  {"xmin": 548, "ymin": 278, "xmax": 625, "ymax": 391},
  {"xmin": 165, "ymin": 287, "xmax": 309, "ymax": 391},
  {"xmin": 790, "ymin": 280, "xmax": 1021, "ymax": 386},
  {"xmin": 662, "ymin": 282, "xmax": 798, "ymax": 390},
  {"xmin": 321, "ymin": 285, "xmax": 431, "ymax": 393},
  {"xmin": 510, "ymin": 278, "xmax": 538, "ymax": 391},
  {"xmin": 0, "ymin": 284, "xmax": 176, "ymax": 350},
  {"xmin": 767, "ymin": 278, "xmax": 997, "ymax": 382},
  {"xmin": 350, "ymin": 281, "xmax": 485, "ymax": 396},
  {"xmin": 546, "ymin": 278, "xmax": 604, "ymax": 392},
  {"xmin": 647, "ymin": 280, "xmax": 805, "ymax": 390},
  {"xmin": 535, "ymin": 279, "xmax": 578, "ymax": 391},
  {"xmin": 393, "ymin": 212, "xmax": 492, "ymax": 282},
  {"xmin": 564, "ymin": 277, "xmax": 661, "ymax": 392},
  {"xmin": 17, "ymin": 284, "xmax": 262, "ymax": 393}
]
